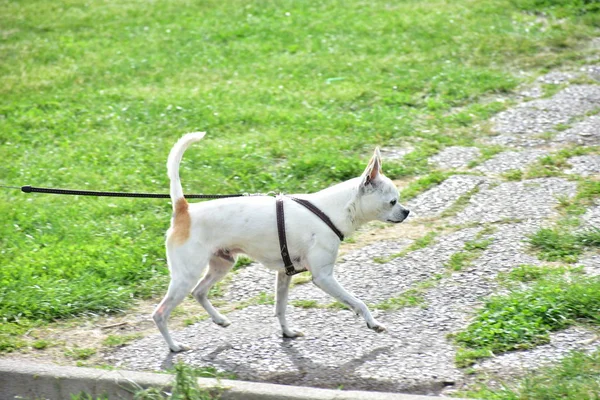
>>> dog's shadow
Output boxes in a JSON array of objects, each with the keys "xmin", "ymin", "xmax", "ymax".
[
  {"xmin": 158, "ymin": 335, "xmax": 414, "ymax": 393},
  {"xmin": 274, "ymin": 339, "xmax": 392, "ymax": 384}
]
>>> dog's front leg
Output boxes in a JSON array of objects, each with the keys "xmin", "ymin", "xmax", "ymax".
[
  {"xmin": 311, "ymin": 262, "xmax": 386, "ymax": 333},
  {"xmin": 275, "ymin": 271, "xmax": 304, "ymax": 338}
]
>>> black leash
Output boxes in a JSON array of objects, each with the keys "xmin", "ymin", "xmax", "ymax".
[
  {"xmin": 12, "ymin": 185, "xmax": 248, "ymax": 199},
  {"xmin": 3, "ymin": 184, "xmax": 343, "ymax": 277}
]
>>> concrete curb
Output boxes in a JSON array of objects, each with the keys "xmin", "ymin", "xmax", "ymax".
[{"xmin": 0, "ymin": 359, "xmax": 465, "ymax": 400}]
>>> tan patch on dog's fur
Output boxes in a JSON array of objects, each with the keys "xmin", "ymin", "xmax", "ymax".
[{"xmin": 169, "ymin": 198, "xmax": 191, "ymax": 245}]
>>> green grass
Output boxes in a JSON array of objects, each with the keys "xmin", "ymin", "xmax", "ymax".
[
  {"xmin": 65, "ymin": 347, "xmax": 97, "ymax": 360},
  {"xmin": 498, "ymin": 264, "xmax": 583, "ymax": 284},
  {"xmin": 445, "ymin": 234, "xmax": 494, "ymax": 272},
  {"xmin": 527, "ymin": 227, "xmax": 598, "ymax": 263},
  {"xmin": 527, "ymin": 176, "xmax": 600, "ymax": 263},
  {"xmin": 561, "ymin": 179, "xmax": 600, "ymax": 215},
  {"xmin": 466, "ymin": 145, "xmax": 507, "ymax": 168},
  {"xmin": 232, "ymin": 256, "xmax": 253, "ymax": 271},
  {"xmin": 374, "ymin": 230, "xmax": 440, "ymax": 264},
  {"xmin": 173, "ymin": 365, "xmax": 237, "ymax": 381},
  {"xmin": 72, "ymin": 363, "xmax": 225, "ymax": 399},
  {"xmin": 440, "ymin": 184, "xmax": 483, "ymax": 217},
  {"xmin": 400, "ymin": 171, "xmax": 453, "ymax": 200},
  {"xmin": 460, "ymin": 349, "xmax": 600, "ymax": 400},
  {"xmin": 373, "ymin": 288, "xmax": 425, "ymax": 310},
  {"xmin": 290, "ymin": 299, "xmax": 321, "ymax": 309},
  {"xmin": 163, "ymin": 363, "xmax": 220, "ymax": 400},
  {"xmin": 524, "ymin": 146, "xmax": 599, "ymax": 179},
  {"xmin": 453, "ymin": 274, "xmax": 600, "ymax": 366},
  {"xmin": 291, "ymin": 272, "xmax": 312, "ymax": 287},
  {"xmin": 528, "ymin": 227, "xmax": 581, "ymax": 263},
  {"xmin": 372, "ymin": 274, "xmax": 442, "ymax": 310},
  {"xmin": 103, "ymin": 333, "xmax": 144, "ymax": 347},
  {"xmin": 1, "ymin": 0, "xmax": 599, "ymax": 352},
  {"xmin": 32, "ymin": 339, "xmax": 51, "ymax": 350},
  {"xmin": 502, "ymin": 169, "xmax": 524, "ymax": 181}
]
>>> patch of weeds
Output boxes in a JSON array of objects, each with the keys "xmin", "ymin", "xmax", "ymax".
[
  {"xmin": 32, "ymin": 339, "xmax": 51, "ymax": 350},
  {"xmin": 134, "ymin": 363, "xmax": 222, "ymax": 399},
  {"xmin": 103, "ymin": 333, "xmax": 144, "ymax": 347},
  {"xmin": 183, "ymin": 314, "xmax": 209, "ymax": 327},
  {"xmin": 585, "ymin": 107, "xmax": 600, "ymax": 117},
  {"xmin": 256, "ymin": 292, "xmax": 274, "ymax": 305},
  {"xmin": 291, "ymin": 272, "xmax": 312, "ymax": 287},
  {"xmin": 455, "ymin": 348, "xmax": 495, "ymax": 368},
  {"xmin": 501, "ymin": 169, "xmax": 523, "ymax": 181},
  {"xmin": 373, "ymin": 289, "xmax": 425, "ymax": 310},
  {"xmin": 555, "ymin": 179, "xmax": 600, "ymax": 216},
  {"xmin": 528, "ymin": 227, "xmax": 587, "ymax": 263},
  {"xmin": 452, "ymin": 275, "xmax": 600, "ymax": 366},
  {"xmin": 528, "ymin": 176, "xmax": 600, "ymax": 262},
  {"xmin": 440, "ymin": 184, "xmax": 482, "ymax": 217},
  {"xmin": 445, "ymin": 237, "xmax": 494, "ymax": 272},
  {"xmin": 65, "ymin": 347, "xmax": 97, "ymax": 360},
  {"xmin": 233, "ymin": 256, "xmax": 253, "ymax": 271},
  {"xmin": 290, "ymin": 299, "xmax": 321, "ymax": 309},
  {"xmin": 571, "ymin": 179, "xmax": 600, "ymax": 208},
  {"xmin": 169, "ymin": 363, "xmax": 221, "ymax": 399},
  {"xmin": 578, "ymin": 226, "xmax": 600, "ymax": 247},
  {"xmin": 326, "ymin": 301, "xmax": 349, "ymax": 310},
  {"xmin": 524, "ymin": 146, "xmax": 597, "ymax": 179},
  {"xmin": 526, "ymin": 156, "xmax": 569, "ymax": 178},
  {"xmin": 376, "ymin": 231, "xmax": 440, "ymax": 263},
  {"xmin": 554, "ymin": 122, "xmax": 571, "ymax": 132},
  {"xmin": 570, "ymin": 74, "xmax": 599, "ymax": 86},
  {"xmin": 70, "ymin": 393, "xmax": 108, "ymax": 400},
  {"xmin": 540, "ymin": 83, "xmax": 568, "ymax": 98},
  {"xmin": 239, "ymin": 291, "xmax": 274, "ymax": 307},
  {"xmin": 477, "ymin": 225, "xmax": 498, "ymax": 237},
  {"xmin": 467, "ymin": 145, "xmax": 505, "ymax": 168},
  {"xmin": 534, "ymin": 130, "xmax": 559, "ymax": 141},
  {"xmin": 409, "ymin": 231, "xmax": 440, "ymax": 252},
  {"xmin": 372, "ymin": 274, "xmax": 442, "ymax": 311},
  {"xmin": 400, "ymin": 171, "xmax": 453, "ymax": 201},
  {"xmin": 459, "ymin": 348, "xmax": 600, "ymax": 400},
  {"xmin": 0, "ymin": 320, "xmax": 39, "ymax": 353},
  {"xmin": 171, "ymin": 365, "xmax": 237, "ymax": 381},
  {"xmin": 498, "ymin": 264, "xmax": 583, "ymax": 284},
  {"xmin": 208, "ymin": 282, "xmax": 225, "ymax": 298}
]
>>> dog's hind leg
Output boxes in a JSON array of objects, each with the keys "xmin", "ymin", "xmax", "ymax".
[
  {"xmin": 192, "ymin": 254, "xmax": 234, "ymax": 327},
  {"xmin": 153, "ymin": 247, "xmax": 209, "ymax": 352},
  {"xmin": 275, "ymin": 271, "xmax": 304, "ymax": 338}
]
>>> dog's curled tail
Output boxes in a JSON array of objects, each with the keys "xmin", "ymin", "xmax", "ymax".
[{"xmin": 167, "ymin": 132, "xmax": 206, "ymax": 210}]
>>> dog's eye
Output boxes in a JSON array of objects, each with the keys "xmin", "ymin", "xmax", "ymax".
[{"xmin": 390, "ymin": 199, "xmax": 397, "ymax": 206}]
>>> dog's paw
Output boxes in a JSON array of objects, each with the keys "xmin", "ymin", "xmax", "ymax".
[
  {"xmin": 282, "ymin": 329, "xmax": 305, "ymax": 338},
  {"xmin": 213, "ymin": 316, "xmax": 232, "ymax": 328},
  {"xmin": 170, "ymin": 342, "xmax": 190, "ymax": 353},
  {"xmin": 367, "ymin": 321, "xmax": 387, "ymax": 333}
]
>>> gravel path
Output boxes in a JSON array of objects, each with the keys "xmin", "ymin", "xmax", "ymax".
[{"xmin": 105, "ymin": 65, "xmax": 600, "ymax": 396}]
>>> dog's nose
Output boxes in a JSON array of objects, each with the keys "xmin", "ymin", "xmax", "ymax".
[{"xmin": 403, "ymin": 209, "xmax": 410, "ymax": 218}]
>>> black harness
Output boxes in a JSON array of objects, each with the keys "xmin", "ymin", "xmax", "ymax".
[{"xmin": 275, "ymin": 194, "xmax": 344, "ymax": 276}]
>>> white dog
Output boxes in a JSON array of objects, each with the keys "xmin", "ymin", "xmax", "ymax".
[{"xmin": 153, "ymin": 132, "xmax": 410, "ymax": 352}]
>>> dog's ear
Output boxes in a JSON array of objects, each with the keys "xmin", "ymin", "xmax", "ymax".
[{"xmin": 362, "ymin": 147, "xmax": 383, "ymax": 186}]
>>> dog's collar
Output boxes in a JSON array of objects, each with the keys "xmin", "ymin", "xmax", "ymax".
[{"xmin": 276, "ymin": 194, "xmax": 344, "ymax": 276}]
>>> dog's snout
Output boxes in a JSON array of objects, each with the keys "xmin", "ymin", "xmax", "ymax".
[{"xmin": 402, "ymin": 209, "xmax": 410, "ymax": 218}]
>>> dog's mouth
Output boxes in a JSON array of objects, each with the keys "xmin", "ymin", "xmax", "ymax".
[{"xmin": 386, "ymin": 219, "xmax": 404, "ymax": 224}]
